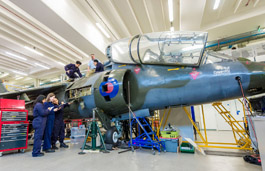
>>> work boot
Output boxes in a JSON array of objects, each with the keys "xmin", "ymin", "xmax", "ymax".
[
  {"xmin": 60, "ymin": 143, "xmax": 69, "ymax": 148},
  {"xmin": 51, "ymin": 144, "xmax": 59, "ymax": 150},
  {"xmin": 32, "ymin": 153, "xmax": 44, "ymax": 157},
  {"xmin": 44, "ymin": 149, "xmax": 55, "ymax": 153}
]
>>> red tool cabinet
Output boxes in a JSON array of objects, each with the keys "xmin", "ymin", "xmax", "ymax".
[{"xmin": 0, "ymin": 99, "xmax": 29, "ymax": 156}]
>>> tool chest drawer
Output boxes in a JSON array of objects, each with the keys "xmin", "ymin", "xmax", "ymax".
[
  {"xmin": 0, "ymin": 123, "xmax": 29, "ymax": 150},
  {"xmin": 0, "ymin": 110, "xmax": 28, "ymax": 121}
]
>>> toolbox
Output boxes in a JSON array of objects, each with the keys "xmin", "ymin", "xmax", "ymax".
[
  {"xmin": 0, "ymin": 99, "xmax": 25, "ymax": 110},
  {"xmin": 160, "ymin": 137, "xmax": 179, "ymax": 153},
  {"xmin": 0, "ymin": 99, "xmax": 29, "ymax": 156}
]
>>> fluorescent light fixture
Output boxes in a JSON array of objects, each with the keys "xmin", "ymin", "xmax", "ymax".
[
  {"xmin": 51, "ymin": 78, "xmax": 61, "ymax": 82},
  {"xmin": 182, "ymin": 45, "xmax": 203, "ymax": 52},
  {"xmin": 24, "ymin": 46, "xmax": 44, "ymax": 56},
  {"xmin": 96, "ymin": 23, "xmax": 110, "ymax": 38},
  {"xmin": 0, "ymin": 73, "xmax": 9, "ymax": 78},
  {"xmin": 213, "ymin": 0, "xmax": 220, "ymax": 10},
  {"xmin": 13, "ymin": 70, "xmax": 28, "ymax": 76},
  {"xmin": 57, "ymin": 61, "xmax": 65, "ymax": 66},
  {"xmin": 168, "ymin": 0, "xmax": 173, "ymax": 22},
  {"xmin": 5, "ymin": 52, "xmax": 27, "ymax": 61},
  {"xmin": 15, "ymin": 76, "xmax": 24, "ymax": 80},
  {"xmin": 35, "ymin": 63, "xmax": 50, "ymax": 69},
  {"xmin": 170, "ymin": 27, "xmax": 174, "ymax": 31}
]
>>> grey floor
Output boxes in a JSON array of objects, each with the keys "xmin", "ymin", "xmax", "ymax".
[{"xmin": 0, "ymin": 131, "xmax": 262, "ymax": 171}]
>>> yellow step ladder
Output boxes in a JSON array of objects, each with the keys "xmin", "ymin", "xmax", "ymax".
[{"xmin": 212, "ymin": 102, "xmax": 251, "ymax": 148}]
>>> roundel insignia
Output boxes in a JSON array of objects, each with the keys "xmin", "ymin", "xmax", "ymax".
[{"xmin": 99, "ymin": 78, "xmax": 119, "ymax": 98}]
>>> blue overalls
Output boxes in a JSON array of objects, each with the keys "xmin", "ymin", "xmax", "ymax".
[
  {"xmin": 32, "ymin": 102, "xmax": 48, "ymax": 157},
  {"xmin": 43, "ymin": 102, "xmax": 55, "ymax": 151},
  {"xmin": 64, "ymin": 63, "xmax": 82, "ymax": 79},
  {"xmin": 52, "ymin": 103, "xmax": 69, "ymax": 145}
]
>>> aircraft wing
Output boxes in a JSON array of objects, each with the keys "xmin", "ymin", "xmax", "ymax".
[{"xmin": 0, "ymin": 83, "xmax": 68, "ymax": 101}]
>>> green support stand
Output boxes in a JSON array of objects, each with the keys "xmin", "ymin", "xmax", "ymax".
[{"xmin": 79, "ymin": 109, "xmax": 109, "ymax": 154}]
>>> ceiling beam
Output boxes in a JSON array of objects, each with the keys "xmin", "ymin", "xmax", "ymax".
[
  {"xmin": 203, "ymin": 5, "xmax": 265, "ymax": 31},
  {"xmin": 217, "ymin": 0, "xmax": 226, "ymax": 18},
  {"xmin": 0, "ymin": 29, "xmax": 64, "ymax": 68},
  {"xmin": 0, "ymin": 24, "xmax": 70, "ymax": 66},
  {"xmin": 1, "ymin": 0, "xmax": 88, "ymax": 59},
  {"xmin": 126, "ymin": 0, "xmax": 143, "ymax": 34},
  {"xmin": 0, "ymin": 15, "xmax": 76, "ymax": 63},
  {"xmin": 234, "ymin": 0, "xmax": 243, "ymax": 14},
  {"xmin": 103, "ymin": 0, "xmax": 131, "ymax": 37},
  {"xmin": 160, "ymin": 0, "xmax": 167, "ymax": 31},
  {"xmin": 0, "ymin": 53, "xmax": 31, "ymax": 68},
  {"xmin": 81, "ymin": 0, "xmax": 120, "ymax": 40},
  {"xmin": 143, "ymin": 0, "xmax": 154, "ymax": 32},
  {"xmin": 180, "ymin": 0, "xmax": 206, "ymax": 30},
  {"xmin": 254, "ymin": 0, "xmax": 260, "ymax": 7}
]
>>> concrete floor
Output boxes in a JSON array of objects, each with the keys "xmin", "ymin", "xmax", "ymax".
[{"xmin": 0, "ymin": 131, "xmax": 262, "ymax": 171}]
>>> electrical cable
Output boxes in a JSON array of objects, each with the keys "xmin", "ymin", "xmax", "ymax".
[{"xmin": 235, "ymin": 76, "xmax": 258, "ymax": 150}]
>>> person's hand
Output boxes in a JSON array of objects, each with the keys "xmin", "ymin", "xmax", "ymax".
[
  {"xmin": 48, "ymin": 107, "xmax": 52, "ymax": 111},
  {"xmin": 54, "ymin": 108, "xmax": 59, "ymax": 112},
  {"xmin": 61, "ymin": 101, "xmax": 65, "ymax": 105},
  {"xmin": 67, "ymin": 70, "xmax": 70, "ymax": 73},
  {"xmin": 68, "ymin": 101, "xmax": 73, "ymax": 105}
]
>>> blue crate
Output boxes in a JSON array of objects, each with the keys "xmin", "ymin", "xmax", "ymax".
[{"xmin": 160, "ymin": 138, "xmax": 179, "ymax": 153}]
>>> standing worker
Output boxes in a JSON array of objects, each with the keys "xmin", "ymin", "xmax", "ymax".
[
  {"xmin": 94, "ymin": 59, "xmax": 104, "ymax": 73},
  {"xmin": 32, "ymin": 95, "xmax": 52, "ymax": 157},
  {"xmin": 64, "ymin": 61, "xmax": 82, "ymax": 80},
  {"xmin": 43, "ymin": 93, "xmax": 58, "ymax": 153},
  {"xmin": 86, "ymin": 54, "xmax": 96, "ymax": 77},
  {"xmin": 51, "ymin": 98, "xmax": 71, "ymax": 149}
]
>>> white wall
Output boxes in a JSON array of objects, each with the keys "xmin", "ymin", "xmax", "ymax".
[{"xmin": 195, "ymin": 99, "xmax": 245, "ymax": 131}]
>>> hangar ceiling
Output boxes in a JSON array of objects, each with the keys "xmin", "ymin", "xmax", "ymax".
[{"xmin": 0, "ymin": 0, "xmax": 265, "ymax": 86}]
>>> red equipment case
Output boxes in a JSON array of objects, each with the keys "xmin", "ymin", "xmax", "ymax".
[
  {"xmin": 0, "ymin": 99, "xmax": 29, "ymax": 156},
  {"xmin": 0, "ymin": 99, "xmax": 25, "ymax": 110}
]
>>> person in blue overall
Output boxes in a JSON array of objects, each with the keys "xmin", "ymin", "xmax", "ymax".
[
  {"xmin": 64, "ymin": 61, "xmax": 82, "ymax": 80},
  {"xmin": 51, "ymin": 98, "xmax": 71, "ymax": 149},
  {"xmin": 32, "ymin": 95, "xmax": 52, "ymax": 157},
  {"xmin": 94, "ymin": 59, "xmax": 104, "ymax": 73},
  {"xmin": 43, "ymin": 93, "xmax": 59, "ymax": 153}
]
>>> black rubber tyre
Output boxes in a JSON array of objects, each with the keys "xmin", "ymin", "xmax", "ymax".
[{"xmin": 105, "ymin": 127, "xmax": 119, "ymax": 145}]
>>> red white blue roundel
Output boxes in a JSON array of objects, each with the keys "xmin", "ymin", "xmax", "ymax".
[{"xmin": 99, "ymin": 78, "xmax": 119, "ymax": 98}]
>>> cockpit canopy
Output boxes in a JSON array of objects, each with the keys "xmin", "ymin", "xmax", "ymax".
[{"xmin": 106, "ymin": 31, "xmax": 208, "ymax": 66}]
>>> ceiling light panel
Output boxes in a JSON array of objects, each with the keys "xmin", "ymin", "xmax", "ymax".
[
  {"xmin": 35, "ymin": 63, "xmax": 50, "ymax": 69},
  {"xmin": 5, "ymin": 52, "xmax": 27, "ymax": 61},
  {"xmin": 168, "ymin": 0, "xmax": 173, "ymax": 22}
]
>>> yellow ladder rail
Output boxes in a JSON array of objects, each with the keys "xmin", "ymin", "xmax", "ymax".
[{"xmin": 212, "ymin": 102, "xmax": 251, "ymax": 148}]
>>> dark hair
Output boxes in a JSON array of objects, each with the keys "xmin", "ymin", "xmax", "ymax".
[
  {"xmin": 76, "ymin": 61, "xmax": 82, "ymax": 65},
  {"xmin": 34, "ymin": 95, "xmax": 46, "ymax": 106},
  {"xmin": 46, "ymin": 93, "xmax": 55, "ymax": 102},
  {"xmin": 94, "ymin": 59, "xmax": 98, "ymax": 63}
]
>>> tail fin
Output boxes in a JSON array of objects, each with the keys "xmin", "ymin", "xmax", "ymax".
[{"xmin": 0, "ymin": 80, "xmax": 8, "ymax": 93}]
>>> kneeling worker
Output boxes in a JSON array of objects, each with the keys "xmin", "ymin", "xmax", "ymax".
[
  {"xmin": 64, "ymin": 61, "xmax": 82, "ymax": 80},
  {"xmin": 94, "ymin": 59, "xmax": 104, "ymax": 73}
]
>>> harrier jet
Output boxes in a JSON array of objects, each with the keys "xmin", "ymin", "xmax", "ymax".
[{"xmin": 1, "ymin": 31, "xmax": 265, "ymax": 144}]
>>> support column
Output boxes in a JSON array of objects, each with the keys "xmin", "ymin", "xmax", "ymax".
[{"xmin": 34, "ymin": 79, "xmax": 40, "ymax": 87}]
